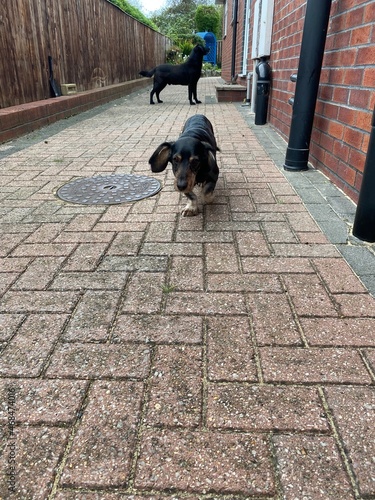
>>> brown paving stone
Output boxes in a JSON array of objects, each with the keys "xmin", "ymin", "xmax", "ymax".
[
  {"xmin": 55, "ymin": 493, "xmax": 174, "ymax": 500},
  {"xmin": 242, "ymin": 256, "xmax": 314, "ymax": 273},
  {"xmin": 365, "ymin": 348, "xmax": 375, "ymax": 376},
  {"xmin": 62, "ymin": 242, "xmax": 110, "ymax": 271},
  {"xmin": 50, "ymin": 271, "xmax": 127, "ymax": 290},
  {"xmin": 207, "ymin": 316, "xmax": 257, "ymax": 381},
  {"xmin": 324, "ymin": 386, "xmax": 375, "ymax": 496},
  {"xmin": 207, "ymin": 272, "xmax": 282, "ymax": 293},
  {"xmin": 283, "ymin": 274, "xmax": 338, "ymax": 316},
  {"xmin": 205, "ymin": 243, "xmax": 240, "ymax": 273},
  {"xmin": 249, "ymin": 292, "xmax": 302, "ymax": 346},
  {"xmin": 106, "ymin": 232, "xmax": 144, "ymax": 256},
  {"xmin": 235, "ymin": 231, "xmax": 270, "ymax": 257},
  {"xmin": 0, "ymin": 256, "xmax": 31, "ymax": 272},
  {"xmin": 0, "ymin": 379, "xmax": 88, "ymax": 424},
  {"xmin": 141, "ymin": 242, "xmax": 202, "ymax": 256},
  {"xmin": 62, "ymin": 291, "xmax": 120, "ymax": 341},
  {"xmin": 272, "ymin": 243, "xmax": 340, "ymax": 257},
  {"xmin": 0, "ymin": 426, "xmax": 69, "ymax": 499},
  {"xmin": 262, "ymin": 221, "xmax": 297, "ymax": 243},
  {"xmin": 335, "ymin": 292, "xmax": 375, "ymax": 317},
  {"xmin": 0, "ymin": 290, "xmax": 79, "ymax": 313},
  {"xmin": 0, "ymin": 314, "xmax": 67, "ymax": 376},
  {"xmin": 145, "ymin": 221, "xmax": 175, "ymax": 242},
  {"xmin": 0, "ymin": 313, "xmax": 25, "ymax": 341},
  {"xmin": 175, "ymin": 230, "xmax": 233, "ymax": 243},
  {"xmin": 121, "ymin": 272, "xmax": 164, "ymax": 314},
  {"xmin": 55, "ymin": 231, "xmax": 114, "ymax": 243},
  {"xmin": 207, "ymin": 384, "xmax": 328, "ymax": 431},
  {"xmin": 10, "ymin": 242, "xmax": 76, "ymax": 257},
  {"xmin": 169, "ymin": 256, "xmax": 204, "ymax": 290},
  {"xmin": 147, "ymin": 345, "xmax": 202, "ymax": 427},
  {"xmin": 313, "ymin": 258, "xmax": 367, "ymax": 293},
  {"xmin": 260, "ymin": 347, "xmax": 372, "ymax": 384},
  {"xmin": 61, "ymin": 381, "xmax": 143, "ymax": 488},
  {"xmin": 46, "ymin": 343, "xmax": 150, "ymax": 379},
  {"xmin": 166, "ymin": 291, "xmax": 247, "ymax": 316},
  {"xmin": 135, "ymin": 428, "xmax": 275, "ymax": 495},
  {"xmin": 112, "ymin": 314, "xmax": 202, "ymax": 343},
  {"xmin": 11, "ymin": 256, "xmax": 65, "ymax": 290},
  {"xmin": 301, "ymin": 317, "xmax": 375, "ymax": 346},
  {"xmin": 273, "ymin": 434, "xmax": 355, "ymax": 499}
]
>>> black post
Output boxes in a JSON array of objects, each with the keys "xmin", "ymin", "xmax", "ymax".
[
  {"xmin": 231, "ymin": 0, "xmax": 239, "ymax": 83},
  {"xmin": 284, "ymin": 0, "xmax": 332, "ymax": 171},
  {"xmin": 353, "ymin": 105, "xmax": 375, "ymax": 242}
]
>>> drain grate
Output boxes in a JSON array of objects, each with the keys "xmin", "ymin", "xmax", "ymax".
[{"xmin": 56, "ymin": 174, "xmax": 161, "ymax": 205}]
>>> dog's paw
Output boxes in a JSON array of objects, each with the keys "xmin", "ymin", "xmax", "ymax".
[
  {"xmin": 181, "ymin": 207, "xmax": 199, "ymax": 217},
  {"xmin": 195, "ymin": 100, "xmax": 202, "ymax": 104}
]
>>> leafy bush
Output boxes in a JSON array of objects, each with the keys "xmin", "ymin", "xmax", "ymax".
[{"xmin": 108, "ymin": 0, "xmax": 159, "ymax": 31}]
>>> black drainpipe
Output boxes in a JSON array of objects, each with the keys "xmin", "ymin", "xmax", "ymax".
[
  {"xmin": 231, "ymin": 0, "xmax": 239, "ymax": 83},
  {"xmin": 284, "ymin": 0, "xmax": 332, "ymax": 171},
  {"xmin": 352, "ymin": 104, "xmax": 375, "ymax": 242}
]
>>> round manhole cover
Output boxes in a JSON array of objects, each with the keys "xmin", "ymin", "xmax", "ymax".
[{"xmin": 56, "ymin": 174, "xmax": 161, "ymax": 205}]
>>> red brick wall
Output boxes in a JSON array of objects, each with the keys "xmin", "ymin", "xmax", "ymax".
[
  {"xmin": 220, "ymin": 0, "xmax": 375, "ymax": 202},
  {"xmin": 221, "ymin": 0, "xmax": 248, "ymax": 83},
  {"xmin": 268, "ymin": 0, "xmax": 374, "ymax": 202}
]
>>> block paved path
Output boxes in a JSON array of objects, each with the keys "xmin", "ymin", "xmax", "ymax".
[{"xmin": 0, "ymin": 78, "xmax": 374, "ymax": 499}]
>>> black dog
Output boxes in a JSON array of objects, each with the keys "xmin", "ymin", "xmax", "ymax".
[
  {"xmin": 149, "ymin": 114, "xmax": 219, "ymax": 216},
  {"xmin": 139, "ymin": 44, "xmax": 209, "ymax": 105}
]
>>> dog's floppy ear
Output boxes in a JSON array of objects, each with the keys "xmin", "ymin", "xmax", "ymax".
[{"xmin": 149, "ymin": 142, "xmax": 173, "ymax": 172}]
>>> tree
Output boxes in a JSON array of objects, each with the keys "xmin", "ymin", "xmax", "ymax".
[{"xmin": 195, "ymin": 5, "xmax": 221, "ymax": 37}]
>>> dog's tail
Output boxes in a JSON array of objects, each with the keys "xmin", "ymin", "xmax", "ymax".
[{"xmin": 139, "ymin": 69, "xmax": 155, "ymax": 78}]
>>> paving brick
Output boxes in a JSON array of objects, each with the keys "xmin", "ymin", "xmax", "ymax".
[
  {"xmin": 61, "ymin": 381, "xmax": 143, "ymax": 488},
  {"xmin": 0, "ymin": 426, "xmax": 69, "ymax": 499},
  {"xmin": 260, "ymin": 347, "xmax": 372, "ymax": 384},
  {"xmin": 249, "ymin": 292, "xmax": 301, "ymax": 345},
  {"xmin": 273, "ymin": 434, "xmax": 355, "ymax": 499},
  {"xmin": 207, "ymin": 272, "xmax": 282, "ymax": 292},
  {"xmin": 0, "ymin": 290, "xmax": 79, "ymax": 313},
  {"xmin": 242, "ymin": 256, "xmax": 314, "ymax": 273},
  {"xmin": 314, "ymin": 257, "xmax": 368, "ymax": 293},
  {"xmin": 0, "ymin": 314, "xmax": 67, "ymax": 376},
  {"xmin": 300, "ymin": 317, "xmax": 375, "ymax": 346},
  {"xmin": 335, "ymin": 293, "xmax": 375, "ymax": 317},
  {"xmin": 105, "ymin": 232, "xmax": 143, "ymax": 256},
  {"xmin": 46, "ymin": 343, "xmax": 150, "ymax": 379},
  {"xmin": 207, "ymin": 316, "xmax": 257, "ymax": 381},
  {"xmin": 10, "ymin": 242, "xmax": 76, "ymax": 257},
  {"xmin": 11, "ymin": 256, "xmax": 65, "ymax": 290},
  {"xmin": 112, "ymin": 314, "xmax": 202, "ymax": 343},
  {"xmin": 236, "ymin": 231, "xmax": 271, "ymax": 256},
  {"xmin": 0, "ymin": 313, "xmax": 25, "ymax": 341},
  {"xmin": 0, "ymin": 379, "xmax": 87, "ymax": 424},
  {"xmin": 205, "ymin": 242, "xmax": 239, "ymax": 273},
  {"xmin": 166, "ymin": 291, "xmax": 247, "ymax": 316},
  {"xmin": 62, "ymin": 242, "xmax": 111, "ymax": 271},
  {"xmin": 324, "ymin": 386, "xmax": 375, "ymax": 496},
  {"xmin": 283, "ymin": 274, "xmax": 338, "ymax": 316},
  {"xmin": 147, "ymin": 345, "xmax": 202, "ymax": 427},
  {"xmin": 62, "ymin": 291, "xmax": 120, "ymax": 341},
  {"xmin": 50, "ymin": 271, "xmax": 127, "ymax": 290},
  {"xmin": 121, "ymin": 272, "xmax": 164, "ymax": 314},
  {"xmin": 169, "ymin": 256, "xmax": 204, "ymax": 290},
  {"xmin": 135, "ymin": 428, "xmax": 275, "ymax": 495},
  {"xmin": 207, "ymin": 384, "xmax": 328, "ymax": 431}
]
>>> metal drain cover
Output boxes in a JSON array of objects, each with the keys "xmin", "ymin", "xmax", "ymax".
[{"xmin": 56, "ymin": 174, "xmax": 161, "ymax": 205}]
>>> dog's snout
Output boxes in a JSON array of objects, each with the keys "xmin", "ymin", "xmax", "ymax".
[{"xmin": 177, "ymin": 177, "xmax": 188, "ymax": 191}]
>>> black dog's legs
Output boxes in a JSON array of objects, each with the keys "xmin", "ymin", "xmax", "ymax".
[
  {"xmin": 181, "ymin": 192, "xmax": 199, "ymax": 217},
  {"xmin": 189, "ymin": 82, "xmax": 201, "ymax": 105},
  {"xmin": 202, "ymin": 181, "xmax": 217, "ymax": 204},
  {"xmin": 150, "ymin": 81, "xmax": 167, "ymax": 104}
]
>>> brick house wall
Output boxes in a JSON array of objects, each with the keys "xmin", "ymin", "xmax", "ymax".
[{"xmin": 219, "ymin": 0, "xmax": 375, "ymax": 203}]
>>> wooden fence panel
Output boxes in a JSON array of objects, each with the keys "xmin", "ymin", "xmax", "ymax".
[{"xmin": 0, "ymin": 0, "xmax": 170, "ymax": 108}]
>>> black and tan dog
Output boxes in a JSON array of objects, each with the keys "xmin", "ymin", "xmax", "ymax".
[
  {"xmin": 149, "ymin": 114, "xmax": 220, "ymax": 216},
  {"xmin": 139, "ymin": 44, "xmax": 209, "ymax": 105}
]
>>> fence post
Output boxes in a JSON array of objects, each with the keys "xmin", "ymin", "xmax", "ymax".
[{"xmin": 352, "ymin": 105, "xmax": 375, "ymax": 242}]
